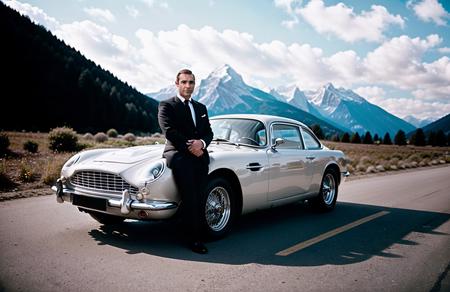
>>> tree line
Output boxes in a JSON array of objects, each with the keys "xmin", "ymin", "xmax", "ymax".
[
  {"xmin": 0, "ymin": 3, "xmax": 160, "ymax": 134},
  {"xmin": 311, "ymin": 124, "xmax": 449, "ymax": 147}
]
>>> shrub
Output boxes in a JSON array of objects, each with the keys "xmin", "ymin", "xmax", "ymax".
[
  {"xmin": 48, "ymin": 127, "xmax": 79, "ymax": 152},
  {"xmin": 107, "ymin": 128, "xmax": 118, "ymax": 138},
  {"xmin": 19, "ymin": 162, "xmax": 35, "ymax": 182},
  {"xmin": 23, "ymin": 140, "xmax": 39, "ymax": 153},
  {"xmin": 43, "ymin": 159, "xmax": 63, "ymax": 185},
  {"xmin": 123, "ymin": 133, "xmax": 136, "ymax": 142},
  {"xmin": 0, "ymin": 160, "xmax": 15, "ymax": 191},
  {"xmin": 94, "ymin": 132, "xmax": 108, "ymax": 143},
  {"xmin": 83, "ymin": 133, "xmax": 94, "ymax": 140},
  {"xmin": 151, "ymin": 132, "xmax": 163, "ymax": 138},
  {"xmin": 0, "ymin": 133, "xmax": 10, "ymax": 155}
]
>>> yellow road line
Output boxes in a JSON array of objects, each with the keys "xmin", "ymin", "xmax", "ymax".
[{"xmin": 276, "ymin": 211, "xmax": 390, "ymax": 256}]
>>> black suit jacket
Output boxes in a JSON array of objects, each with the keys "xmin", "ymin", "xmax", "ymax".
[{"xmin": 158, "ymin": 96, "xmax": 214, "ymax": 168}]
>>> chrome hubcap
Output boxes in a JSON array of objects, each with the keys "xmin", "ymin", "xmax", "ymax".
[
  {"xmin": 205, "ymin": 186, "xmax": 231, "ymax": 232},
  {"xmin": 322, "ymin": 173, "xmax": 336, "ymax": 205}
]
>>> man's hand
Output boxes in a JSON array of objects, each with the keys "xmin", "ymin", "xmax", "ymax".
[{"xmin": 187, "ymin": 139, "xmax": 204, "ymax": 157}]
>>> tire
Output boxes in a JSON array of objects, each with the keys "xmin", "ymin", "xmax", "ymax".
[
  {"xmin": 312, "ymin": 169, "xmax": 338, "ymax": 212},
  {"xmin": 87, "ymin": 210, "xmax": 125, "ymax": 225},
  {"xmin": 202, "ymin": 177, "xmax": 237, "ymax": 240}
]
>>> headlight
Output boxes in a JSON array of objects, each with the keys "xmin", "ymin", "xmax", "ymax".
[
  {"xmin": 143, "ymin": 161, "xmax": 165, "ymax": 182},
  {"xmin": 63, "ymin": 154, "xmax": 81, "ymax": 168}
]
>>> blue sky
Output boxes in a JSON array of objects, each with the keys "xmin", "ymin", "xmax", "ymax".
[{"xmin": 3, "ymin": 0, "xmax": 450, "ymax": 121}]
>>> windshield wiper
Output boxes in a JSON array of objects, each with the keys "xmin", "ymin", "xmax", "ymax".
[{"xmin": 212, "ymin": 137, "xmax": 239, "ymax": 146}]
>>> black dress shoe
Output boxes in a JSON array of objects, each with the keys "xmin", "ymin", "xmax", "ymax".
[{"xmin": 190, "ymin": 241, "xmax": 208, "ymax": 254}]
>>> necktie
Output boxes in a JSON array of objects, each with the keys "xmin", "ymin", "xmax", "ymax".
[{"xmin": 184, "ymin": 100, "xmax": 195, "ymax": 127}]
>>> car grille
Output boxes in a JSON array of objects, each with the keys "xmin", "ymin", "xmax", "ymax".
[{"xmin": 70, "ymin": 171, "xmax": 139, "ymax": 195}]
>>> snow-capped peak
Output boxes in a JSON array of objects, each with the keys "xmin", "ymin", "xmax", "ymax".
[
  {"xmin": 209, "ymin": 64, "xmax": 244, "ymax": 84},
  {"xmin": 311, "ymin": 83, "xmax": 367, "ymax": 114},
  {"xmin": 195, "ymin": 64, "xmax": 251, "ymax": 109}
]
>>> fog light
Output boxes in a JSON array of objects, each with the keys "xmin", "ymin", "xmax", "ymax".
[{"xmin": 138, "ymin": 210, "xmax": 148, "ymax": 218}]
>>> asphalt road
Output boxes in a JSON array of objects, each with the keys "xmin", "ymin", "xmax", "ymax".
[{"xmin": 1, "ymin": 166, "xmax": 449, "ymax": 292}]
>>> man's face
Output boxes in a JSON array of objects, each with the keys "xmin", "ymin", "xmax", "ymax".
[{"xmin": 176, "ymin": 73, "xmax": 195, "ymax": 98}]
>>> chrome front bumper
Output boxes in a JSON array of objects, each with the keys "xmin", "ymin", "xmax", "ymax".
[{"xmin": 52, "ymin": 179, "xmax": 178, "ymax": 220}]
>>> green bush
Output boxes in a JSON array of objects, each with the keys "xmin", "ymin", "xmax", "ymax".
[
  {"xmin": 23, "ymin": 140, "xmax": 39, "ymax": 153},
  {"xmin": 0, "ymin": 133, "xmax": 10, "ymax": 155},
  {"xmin": 107, "ymin": 128, "xmax": 118, "ymax": 138},
  {"xmin": 48, "ymin": 127, "xmax": 79, "ymax": 152}
]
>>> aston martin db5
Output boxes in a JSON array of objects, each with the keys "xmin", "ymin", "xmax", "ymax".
[{"xmin": 53, "ymin": 114, "xmax": 348, "ymax": 239}]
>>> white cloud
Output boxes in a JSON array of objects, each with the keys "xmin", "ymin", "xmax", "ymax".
[
  {"xmin": 363, "ymin": 35, "xmax": 446, "ymax": 95},
  {"xmin": 354, "ymin": 86, "xmax": 386, "ymax": 100},
  {"xmin": 295, "ymin": 0, "xmax": 405, "ymax": 42},
  {"xmin": 83, "ymin": 7, "xmax": 115, "ymax": 23},
  {"xmin": 3, "ymin": 0, "xmax": 60, "ymax": 30},
  {"xmin": 5, "ymin": 0, "xmax": 449, "ymax": 120},
  {"xmin": 274, "ymin": 0, "xmax": 301, "ymax": 29},
  {"xmin": 438, "ymin": 47, "xmax": 450, "ymax": 53},
  {"xmin": 369, "ymin": 96, "xmax": 450, "ymax": 120},
  {"xmin": 126, "ymin": 5, "xmax": 139, "ymax": 18},
  {"xmin": 408, "ymin": 0, "xmax": 450, "ymax": 26},
  {"xmin": 141, "ymin": 0, "xmax": 169, "ymax": 9}
]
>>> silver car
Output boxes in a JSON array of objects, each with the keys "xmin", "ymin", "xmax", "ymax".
[{"xmin": 53, "ymin": 114, "xmax": 348, "ymax": 239}]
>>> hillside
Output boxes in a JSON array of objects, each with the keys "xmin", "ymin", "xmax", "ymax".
[
  {"xmin": 422, "ymin": 113, "xmax": 450, "ymax": 134},
  {"xmin": 0, "ymin": 3, "xmax": 159, "ymax": 134}
]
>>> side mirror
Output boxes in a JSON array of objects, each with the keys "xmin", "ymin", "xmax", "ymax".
[{"xmin": 271, "ymin": 138, "xmax": 285, "ymax": 150}]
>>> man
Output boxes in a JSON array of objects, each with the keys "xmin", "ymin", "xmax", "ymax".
[{"xmin": 158, "ymin": 69, "xmax": 214, "ymax": 254}]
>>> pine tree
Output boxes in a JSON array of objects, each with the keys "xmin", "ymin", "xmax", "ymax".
[
  {"xmin": 436, "ymin": 130, "xmax": 446, "ymax": 147},
  {"xmin": 394, "ymin": 130, "xmax": 407, "ymax": 146},
  {"xmin": 341, "ymin": 132, "xmax": 350, "ymax": 143},
  {"xmin": 411, "ymin": 128, "xmax": 426, "ymax": 146},
  {"xmin": 311, "ymin": 124, "xmax": 324, "ymax": 140},
  {"xmin": 373, "ymin": 134, "xmax": 380, "ymax": 144},
  {"xmin": 351, "ymin": 132, "xmax": 361, "ymax": 144},
  {"xmin": 428, "ymin": 131, "xmax": 437, "ymax": 146},
  {"xmin": 363, "ymin": 131, "xmax": 373, "ymax": 144},
  {"xmin": 383, "ymin": 133, "xmax": 392, "ymax": 145}
]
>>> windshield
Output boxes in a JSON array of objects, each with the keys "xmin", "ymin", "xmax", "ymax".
[{"xmin": 210, "ymin": 118, "xmax": 267, "ymax": 147}]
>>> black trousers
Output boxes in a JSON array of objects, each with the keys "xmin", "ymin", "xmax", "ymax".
[{"xmin": 170, "ymin": 153, "xmax": 209, "ymax": 241}]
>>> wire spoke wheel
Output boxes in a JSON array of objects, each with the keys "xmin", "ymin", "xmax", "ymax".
[{"xmin": 205, "ymin": 186, "xmax": 231, "ymax": 232}]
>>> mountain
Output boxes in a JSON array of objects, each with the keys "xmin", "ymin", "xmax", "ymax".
[
  {"xmin": 421, "ymin": 113, "xmax": 450, "ymax": 134},
  {"xmin": 404, "ymin": 115, "xmax": 435, "ymax": 128},
  {"xmin": 271, "ymin": 85, "xmax": 348, "ymax": 132},
  {"xmin": 193, "ymin": 65, "xmax": 344, "ymax": 136},
  {"xmin": 147, "ymin": 84, "xmax": 199, "ymax": 101},
  {"xmin": 274, "ymin": 83, "xmax": 415, "ymax": 136},
  {"xmin": 0, "ymin": 3, "xmax": 159, "ymax": 133}
]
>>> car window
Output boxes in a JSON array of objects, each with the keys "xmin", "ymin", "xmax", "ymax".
[
  {"xmin": 211, "ymin": 118, "xmax": 267, "ymax": 146},
  {"xmin": 302, "ymin": 128, "xmax": 321, "ymax": 149},
  {"xmin": 271, "ymin": 124, "xmax": 304, "ymax": 149}
]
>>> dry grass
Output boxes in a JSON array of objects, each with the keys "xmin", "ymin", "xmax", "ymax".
[
  {"xmin": 0, "ymin": 131, "xmax": 165, "ymax": 192},
  {"xmin": 324, "ymin": 141, "xmax": 449, "ymax": 177},
  {"xmin": 0, "ymin": 131, "xmax": 448, "ymax": 193}
]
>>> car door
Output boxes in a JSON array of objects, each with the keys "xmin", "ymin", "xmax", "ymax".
[
  {"xmin": 267, "ymin": 123, "xmax": 313, "ymax": 201},
  {"xmin": 300, "ymin": 126, "xmax": 325, "ymax": 194}
]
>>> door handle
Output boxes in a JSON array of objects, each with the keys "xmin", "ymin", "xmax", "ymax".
[
  {"xmin": 246, "ymin": 162, "xmax": 262, "ymax": 171},
  {"xmin": 306, "ymin": 156, "xmax": 315, "ymax": 160}
]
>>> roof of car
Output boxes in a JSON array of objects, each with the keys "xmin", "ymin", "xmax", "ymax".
[{"xmin": 210, "ymin": 114, "xmax": 308, "ymax": 128}]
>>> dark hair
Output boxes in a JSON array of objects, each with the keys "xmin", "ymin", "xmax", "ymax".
[{"xmin": 176, "ymin": 69, "xmax": 195, "ymax": 82}]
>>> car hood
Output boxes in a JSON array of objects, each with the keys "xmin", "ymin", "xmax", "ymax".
[
  {"xmin": 93, "ymin": 145, "xmax": 163, "ymax": 164},
  {"xmin": 65, "ymin": 143, "xmax": 259, "ymax": 177}
]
